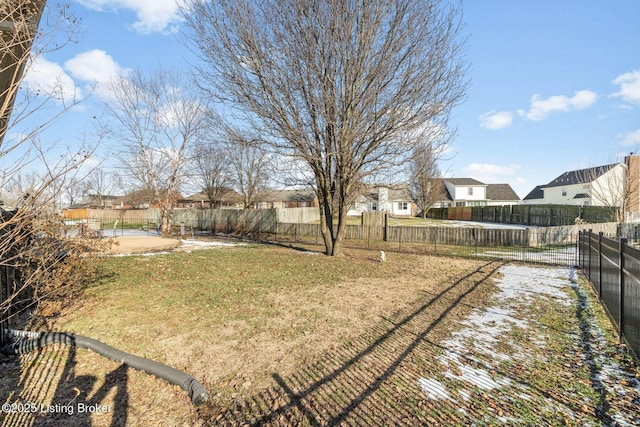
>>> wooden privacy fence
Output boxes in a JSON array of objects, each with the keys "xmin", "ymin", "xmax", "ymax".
[
  {"xmin": 428, "ymin": 204, "xmax": 619, "ymax": 226},
  {"xmin": 579, "ymin": 230, "xmax": 640, "ymax": 363},
  {"xmin": 62, "ymin": 208, "xmax": 617, "ymax": 248},
  {"xmin": 167, "ymin": 208, "xmax": 278, "ymax": 234},
  {"xmin": 274, "ymin": 222, "xmax": 618, "ymax": 248}
]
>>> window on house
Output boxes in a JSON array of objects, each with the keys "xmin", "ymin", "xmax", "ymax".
[
  {"xmin": 398, "ymin": 202, "xmax": 408, "ymax": 210},
  {"xmin": 562, "ymin": 188, "xmax": 567, "ymax": 196},
  {"xmin": 468, "ymin": 187, "xmax": 473, "ymax": 196}
]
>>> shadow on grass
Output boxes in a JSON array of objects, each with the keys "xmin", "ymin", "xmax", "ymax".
[
  {"xmin": 201, "ymin": 260, "xmax": 505, "ymax": 425},
  {"xmin": 570, "ymin": 269, "xmax": 614, "ymax": 425},
  {"xmin": 0, "ymin": 344, "xmax": 128, "ymax": 426},
  {"xmin": 198, "ymin": 263, "xmax": 628, "ymax": 426}
]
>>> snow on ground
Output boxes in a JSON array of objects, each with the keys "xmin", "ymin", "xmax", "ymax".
[
  {"xmin": 178, "ymin": 239, "xmax": 247, "ymax": 251},
  {"xmin": 439, "ymin": 220, "xmax": 533, "ymax": 230},
  {"xmin": 417, "ymin": 264, "xmax": 640, "ymax": 424}
]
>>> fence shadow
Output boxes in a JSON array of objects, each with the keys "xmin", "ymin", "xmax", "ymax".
[
  {"xmin": 202, "ymin": 261, "xmax": 505, "ymax": 425},
  {"xmin": 1, "ymin": 344, "xmax": 129, "ymax": 426}
]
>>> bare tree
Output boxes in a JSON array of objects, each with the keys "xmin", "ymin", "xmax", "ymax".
[
  {"xmin": 191, "ymin": 138, "xmax": 231, "ymax": 208},
  {"xmin": 223, "ymin": 127, "xmax": 271, "ymax": 209},
  {"xmin": 1, "ymin": 2, "xmax": 101, "ymax": 333},
  {"xmin": 181, "ymin": 0, "xmax": 468, "ymax": 255},
  {"xmin": 103, "ymin": 67, "xmax": 208, "ymax": 234},
  {"xmin": 83, "ymin": 165, "xmax": 119, "ymax": 207},
  {"xmin": 410, "ymin": 146, "xmax": 444, "ymax": 219},
  {"xmin": 409, "ymin": 123, "xmax": 452, "ymax": 218}
]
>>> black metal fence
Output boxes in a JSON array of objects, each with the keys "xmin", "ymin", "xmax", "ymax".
[{"xmin": 579, "ymin": 230, "xmax": 640, "ymax": 362}]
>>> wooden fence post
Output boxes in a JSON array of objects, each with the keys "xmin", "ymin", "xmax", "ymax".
[
  {"xmin": 619, "ymin": 238, "xmax": 627, "ymax": 342},
  {"xmin": 383, "ymin": 213, "xmax": 388, "ymax": 242}
]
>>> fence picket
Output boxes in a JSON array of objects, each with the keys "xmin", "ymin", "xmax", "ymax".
[{"xmin": 579, "ymin": 230, "xmax": 640, "ymax": 364}]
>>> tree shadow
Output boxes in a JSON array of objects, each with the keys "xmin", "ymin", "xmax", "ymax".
[
  {"xmin": 203, "ymin": 260, "xmax": 507, "ymax": 425},
  {"xmin": 197, "ymin": 262, "xmax": 633, "ymax": 426},
  {"xmin": 1, "ymin": 343, "xmax": 129, "ymax": 426}
]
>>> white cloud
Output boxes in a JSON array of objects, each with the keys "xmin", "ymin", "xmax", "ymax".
[
  {"xmin": 64, "ymin": 49, "xmax": 123, "ymax": 84},
  {"xmin": 22, "ymin": 56, "xmax": 81, "ymax": 101},
  {"xmin": 479, "ymin": 111, "xmax": 513, "ymax": 130},
  {"xmin": 464, "ymin": 163, "xmax": 521, "ymax": 181},
  {"xmin": 519, "ymin": 89, "xmax": 597, "ymax": 121},
  {"xmin": 64, "ymin": 49, "xmax": 126, "ymax": 100},
  {"xmin": 619, "ymin": 128, "xmax": 640, "ymax": 146},
  {"xmin": 76, "ymin": 0, "xmax": 185, "ymax": 34},
  {"xmin": 612, "ymin": 70, "xmax": 640, "ymax": 104}
]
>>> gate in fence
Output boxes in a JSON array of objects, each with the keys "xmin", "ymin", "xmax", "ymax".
[{"xmin": 579, "ymin": 230, "xmax": 640, "ymax": 363}]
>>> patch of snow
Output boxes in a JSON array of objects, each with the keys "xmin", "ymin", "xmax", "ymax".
[
  {"xmin": 444, "ymin": 363, "xmax": 509, "ymax": 391},
  {"xmin": 417, "ymin": 378, "xmax": 451, "ymax": 400},
  {"xmin": 180, "ymin": 239, "xmax": 247, "ymax": 248},
  {"xmin": 419, "ymin": 265, "xmax": 573, "ymax": 405},
  {"xmin": 495, "ymin": 265, "xmax": 573, "ymax": 305}
]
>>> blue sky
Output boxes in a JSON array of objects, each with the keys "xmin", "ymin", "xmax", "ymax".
[{"xmin": 15, "ymin": 0, "xmax": 640, "ymax": 199}]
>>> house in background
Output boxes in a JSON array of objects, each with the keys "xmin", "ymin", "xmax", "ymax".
[
  {"xmin": 179, "ymin": 189, "xmax": 243, "ymax": 209},
  {"xmin": 521, "ymin": 160, "xmax": 628, "ymax": 208},
  {"xmin": 77, "ymin": 194, "xmax": 122, "ymax": 209},
  {"xmin": 626, "ymin": 155, "xmax": 640, "ymax": 221},
  {"xmin": 486, "ymin": 184, "xmax": 521, "ymax": 206},
  {"xmin": 108, "ymin": 189, "xmax": 184, "ymax": 209},
  {"xmin": 348, "ymin": 185, "xmax": 416, "ymax": 216},
  {"xmin": 521, "ymin": 185, "xmax": 544, "ymax": 204},
  {"xmin": 431, "ymin": 178, "xmax": 520, "ymax": 208},
  {"xmin": 254, "ymin": 189, "xmax": 318, "ymax": 209},
  {"xmin": 441, "ymin": 178, "xmax": 487, "ymax": 207}
]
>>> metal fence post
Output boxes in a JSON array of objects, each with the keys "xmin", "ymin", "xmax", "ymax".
[
  {"xmin": 579, "ymin": 231, "xmax": 584, "ymax": 268},
  {"xmin": 0, "ymin": 265, "xmax": 6, "ymax": 347},
  {"xmin": 619, "ymin": 238, "xmax": 627, "ymax": 342},
  {"xmin": 598, "ymin": 232, "xmax": 603, "ymax": 299},
  {"xmin": 587, "ymin": 229, "xmax": 592, "ymax": 282}
]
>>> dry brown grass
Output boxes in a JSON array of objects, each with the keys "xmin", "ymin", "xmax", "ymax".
[{"xmin": 1, "ymin": 242, "xmax": 495, "ymax": 425}]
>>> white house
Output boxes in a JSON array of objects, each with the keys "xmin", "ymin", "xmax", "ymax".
[
  {"xmin": 348, "ymin": 185, "xmax": 416, "ymax": 216},
  {"xmin": 442, "ymin": 178, "xmax": 487, "ymax": 207},
  {"xmin": 522, "ymin": 163, "xmax": 626, "ymax": 207},
  {"xmin": 432, "ymin": 179, "xmax": 520, "ymax": 208}
]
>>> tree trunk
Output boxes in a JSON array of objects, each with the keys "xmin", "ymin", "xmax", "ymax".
[
  {"xmin": 319, "ymin": 202, "xmax": 334, "ymax": 256},
  {"xmin": 162, "ymin": 215, "xmax": 172, "ymax": 235},
  {"xmin": 331, "ymin": 208, "xmax": 348, "ymax": 256}
]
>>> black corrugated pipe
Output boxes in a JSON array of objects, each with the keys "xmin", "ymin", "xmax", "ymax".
[{"xmin": 1, "ymin": 329, "xmax": 208, "ymax": 406}]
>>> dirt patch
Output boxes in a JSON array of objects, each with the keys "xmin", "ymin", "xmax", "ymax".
[{"xmin": 106, "ymin": 236, "xmax": 181, "ymax": 255}]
